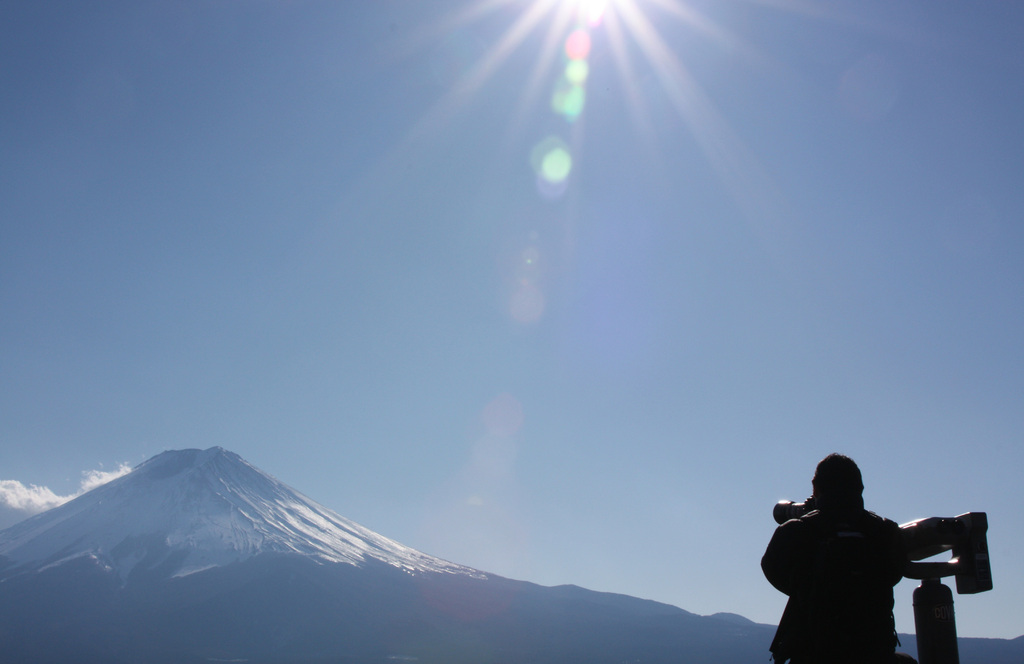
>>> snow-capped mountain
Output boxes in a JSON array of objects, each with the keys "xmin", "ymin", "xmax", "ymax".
[{"xmin": 0, "ymin": 447, "xmax": 474, "ymax": 581}]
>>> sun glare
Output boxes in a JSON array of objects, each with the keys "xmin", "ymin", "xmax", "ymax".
[
  {"xmin": 415, "ymin": 0, "xmax": 767, "ymax": 187},
  {"xmin": 576, "ymin": 0, "xmax": 610, "ymax": 26},
  {"xmin": 392, "ymin": 0, "xmax": 805, "ymax": 326}
]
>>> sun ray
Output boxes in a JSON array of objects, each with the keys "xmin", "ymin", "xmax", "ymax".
[
  {"xmin": 643, "ymin": 0, "xmax": 745, "ymax": 53},
  {"xmin": 601, "ymin": 7, "xmax": 657, "ymax": 143},
  {"xmin": 371, "ymin": 0, "xmax": 563, "ymax": 164},
  {"xmin": 612, "ymin": 0, "xmax": 788, "ymax": 227},
  {"xmin": 404, "ymin": 0, "xmax": 520, "ymax": 52},
  {"xmin": 454, "ymin": 0, "xmax": 561, "ymax": 103},
  {"xmin": 501, "ymin": 0, "xmax": 586, "ymax": 144}
]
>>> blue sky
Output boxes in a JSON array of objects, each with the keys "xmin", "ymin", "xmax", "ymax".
[{"xmin": 2, "ymin": 0, "xmax": 1022, "ymax": 640}]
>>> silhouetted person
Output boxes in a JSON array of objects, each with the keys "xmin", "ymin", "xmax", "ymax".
[{"xmin": 762, "ymin": 454, "xmax": 916, "ymax": 664}]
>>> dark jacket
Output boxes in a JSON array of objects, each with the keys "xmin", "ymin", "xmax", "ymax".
[{"xmin": 762, "ymin": 502, "xmax": 905, "ymax": 664}]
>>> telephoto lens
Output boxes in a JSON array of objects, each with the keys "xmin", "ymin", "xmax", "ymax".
[{"xmin": 773, "ymin": 499, "xmax": 813, "ymax": 524}]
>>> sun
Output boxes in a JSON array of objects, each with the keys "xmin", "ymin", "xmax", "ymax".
[{"xmin": 575, "ymin": 0, "xmax": 611, "ymax": 25}]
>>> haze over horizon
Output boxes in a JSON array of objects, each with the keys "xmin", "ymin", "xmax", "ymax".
[{"xmin": 2, "ymin": 0, "xmax": 1021, "ymax": 641}]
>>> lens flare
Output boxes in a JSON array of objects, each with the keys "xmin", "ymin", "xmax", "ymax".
[
  {"xmin": 564, "ymin": 28, "xmax": 592, "ymax": 60},
  {"xmin": 530, "ymin": 136, "xmax": 573, "ymax": 183},
  {"xmin": 565, "ymin": 59, "xmax": 589, "ymax": 85},
  {"xmin": 552, "ymin": 80, "xmax": 586, "ymax": 119},
  {"xmin": 481, "ymin": 392, "xmax": 525, "ymax": 437},
  {"xmin": 510, "ymin": 281, "xmax": 546, "ymax": 323},
  {"xmin": 536, "ymin": 172, "xmax": 569, "ymax": 199},
  {"xmin": 541, "ymin": 147, "xmax": 572, "ymax": 182}
]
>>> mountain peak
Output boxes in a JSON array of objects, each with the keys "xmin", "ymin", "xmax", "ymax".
[
  {"xmin": 0, "ymin": 448, "xmax": 476, "ymax": 582},
  {"xmin": 130, "ymin": 446, "xmax": 255, "ymax": 483},
  {"xmin": 140, "ymin": 446, "xmax": 232, "ymax": 469}
]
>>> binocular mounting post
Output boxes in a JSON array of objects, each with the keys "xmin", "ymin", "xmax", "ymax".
[{"xmin": 901, "ymin": 512, "xmax": 992, "ymax": 664}]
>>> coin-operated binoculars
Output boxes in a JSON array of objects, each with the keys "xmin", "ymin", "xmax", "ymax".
[{"xmin": 900, "ymin": 513, "xmax": 992, "ymax": 664}]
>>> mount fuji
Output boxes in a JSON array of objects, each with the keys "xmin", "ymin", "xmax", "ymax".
[
  {"xmin": 1, "ymin": 447, "xmax": 777, "ymax": 664},
  {"xmin": 0, "ymin": 447, "xmax": 473, "ymax": 582},
  {"xmin": 1, "ymin": 448, "xmax": 1019, "ymax": 664}
]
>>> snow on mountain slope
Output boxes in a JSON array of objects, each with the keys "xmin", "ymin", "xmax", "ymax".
[{"xmin": 0, "ymin": 447, "xmax": 478, "ymax": 580}]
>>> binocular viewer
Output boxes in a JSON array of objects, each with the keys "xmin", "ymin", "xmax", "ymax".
[
  {"xmin": 772, "ymin": 501, "xmax": 992, "ymax": 594},
  {"xmin": 900, "ymin": 513, "xmax": 991, "ymax": 594}
]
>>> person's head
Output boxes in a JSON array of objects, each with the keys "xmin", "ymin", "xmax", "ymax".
[{"xmin": 812, "ymin": 453, "xmax": 864, "ymax": 510}]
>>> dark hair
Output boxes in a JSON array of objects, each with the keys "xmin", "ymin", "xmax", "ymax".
[{"xmin": 812, "ymin": 453, "xmax": 864, "ymax": 504}]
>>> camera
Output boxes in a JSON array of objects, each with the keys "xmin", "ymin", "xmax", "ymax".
[{"xmin": 772, "ymin": 498, "xmax": 816, "ymax": 524}]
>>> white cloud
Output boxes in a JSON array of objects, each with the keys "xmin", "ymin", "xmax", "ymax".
[
  {"xmin": 0, "ymin": 480, "xmax": 66, "ymax": 514},
  {"xmin": 0, "ymin": 462, "xmax": 133, "ymax": 530},
  {"xmin": 80, "ymin": 463, "xmax": 133, "ymax": 493}
]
